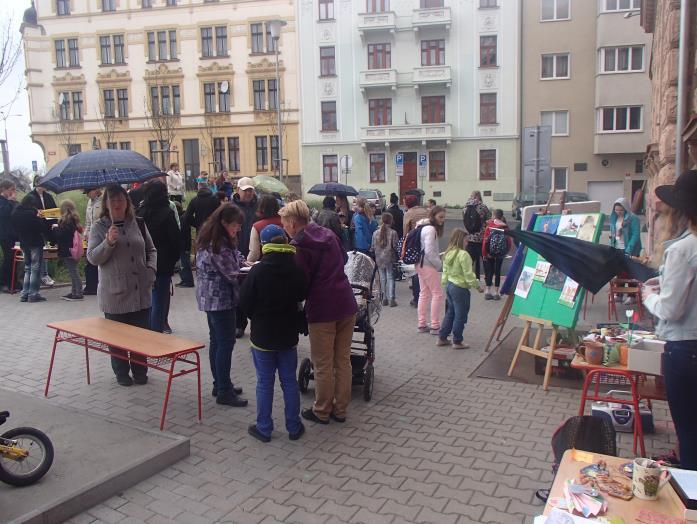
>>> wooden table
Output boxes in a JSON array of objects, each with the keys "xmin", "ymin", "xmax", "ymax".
[
  {"xmin": 46, "ymin": 318, "xmax": 204, "ymax": 430},
  {"xmin": 10, "ymin": 246, "xmax": 58, "ymax": 294},
  {"xmin": 544, "ymin": 450, "xmax": 685, "ymax": 520},
  {"xmin": 571, "ymin": 355, "xmax": 666, "ymax": 458}
]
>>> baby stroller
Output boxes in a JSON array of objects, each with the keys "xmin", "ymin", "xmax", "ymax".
[{"xmin": 298, "ymin": 251, "xmax": 380, "ymax": 401}]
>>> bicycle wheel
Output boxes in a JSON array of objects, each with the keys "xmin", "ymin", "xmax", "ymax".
[{"xmin": 0, "ymin": 427, "xmax": 54, "ymax": 486}]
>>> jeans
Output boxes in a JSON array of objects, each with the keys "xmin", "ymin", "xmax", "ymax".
[
  {"xmin": 251, "ymin": 347, "xmax": 302, "ymax": 437},
  {"xmin": 206, "ymin": 309, "xmax": 236, "ymax": 394},
  {"xmin": 84, "ymin": 261, "xmax": 98, "ymax": 293},
  {"xmin": 0, "ymin": 239, "xmax": 14, "ymax": 287},
  {"xmin": 411, "ymin": 274, "xmax": 420, "ymax": 302},
  {"xmin": 179, "ymin": 251, "xmax": 194, "ymax": 285},
  {"xmin": 438, "ymin": 283, "xmax": 471, "ymax": 344},
  {"xmin": 466, "ymin": 241, "xmax": 483, "ymax": 281},
  {"xmin": 105, "ymin": 309, "xmax": 150, "ymax": 378},
  {"xmin": 150, "ymin": 274, "xmax": 171, "ymax": 333},
  {"xmin": 663, "ymin": 341, "xmax": 697, "ymax": 470},
  {"xmin": 377, "ymin": 266, "xmax": 395, "ymax": 301},
  {"xmin": 21, "ymin": 246, "xmax": 43, "ymax": 299},
  {"xmin": 483, "ymin": 256, "xmax": 504, "ymax": 288},
  {"xmin": 61, "ymin": 257, "xmax": 82, "ymax": 297},
  {"xmin": 416, "ymin": 265, "xmax": 444, "ymax": 329}
]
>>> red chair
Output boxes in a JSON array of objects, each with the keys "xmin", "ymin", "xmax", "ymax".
[{"xmin": 608, "ymin": 277, "xmax": 644, "ymax": 321}]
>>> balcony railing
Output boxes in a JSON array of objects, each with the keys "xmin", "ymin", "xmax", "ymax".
[
  {"xmin": 357, "ymin": 11, "xmax": 397, "ymax": 36},
  {"xmin": 413, "ymin": 65, "xmax": 452, "ymax": 89},
  {"xmin": 412, "ymin": 7, "xmax": 451, "ymax": 32},
  {"xmin": 360, "ymin": 123, "xmax": 452, "ymax": 144},
  {"xmin": 359, "ymin": 69, "xmax": 398, "ymax": 93}
]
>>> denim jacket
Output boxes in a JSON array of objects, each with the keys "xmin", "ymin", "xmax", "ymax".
[{"xmin": 195, "ymin": 239, "xmax": 246, "ymax": 311}]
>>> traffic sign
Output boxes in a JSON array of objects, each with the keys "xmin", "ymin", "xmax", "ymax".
[
  {"xmin": 395, "ymin": 153, "xmax": 404, "ymax": 167},
  {"xmin": 418, "ymin": 154, "xmax": 427, "ymax": 167}
]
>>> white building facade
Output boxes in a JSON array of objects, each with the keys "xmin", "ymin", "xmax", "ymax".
[{"xmin": 297, "ymin": 0, "xmax": 520, "ymax": 206}]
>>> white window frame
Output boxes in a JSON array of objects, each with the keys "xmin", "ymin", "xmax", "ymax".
[
  {"xmin": 599, "ymin": 46, "xmax": 644, "ymax": 73},
  {"xmin": 477, "ymin": 148, "xmax": 498, "ymax": 181},
  {"xmin": 540, "ymin": 0, "xmax": 570, "ymax": 22},
  {"xmin": 541, "ymin": 53, "xmax": 570, "ymax": 80},
  {"xmin": 552, "ymin": 167, "xmax": 568, "ymax": 190},
  {"xmin": 597, "ymin": 106, "xmax": 643, "ymax": 133},
  {"xmin": 603, "ymin": 0, "xmax": 641, "ymax": 12},
  {"xmin": 541, "ymin": 110, "xmax": 569, "ymax": 136}
]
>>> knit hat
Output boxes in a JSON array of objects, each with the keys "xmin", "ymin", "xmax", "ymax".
[
  {"xmin": 405, "ymin": 194, "xmax": 418, "ymax": 208},
  {"xmin": 260, "ymin": 224, "xmax": 286, "ymax": 244}
]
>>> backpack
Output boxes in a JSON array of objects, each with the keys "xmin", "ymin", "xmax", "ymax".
[
  {"xmin": 70, "ymin": 230, "xmax": 84, "ymax": 261},
  {"xmin": 401, "ymin": 225, "xmax": 425, "ymax": 266},
  {"xmin": 487, "ymin": 228, "xmax": 507, "ymax": 258},
  {"xmin": 463, "ymin": 204, "xmax": 482, "ymax": 234}
]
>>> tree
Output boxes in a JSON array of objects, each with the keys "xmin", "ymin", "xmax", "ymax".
[
  {"xmin": 52, "ymin": 108, "xmax": 80, "ymax": 157},
  {"xmin": 263, "ymin": 102, "xmax": 290, "ymax": 181},
  {"xmin": 200, "ymin": 112, "xmax": 225, "ymax": 176},
  {"xmin": 143, "ymin": 70, "xmax": 179, "ymax": 169},
  {"xmin": 96, "ymin": 101, "xmax": 117, "ymax": 148},
  {"xmin": 0, "ymin": 15, "xmax": 22, "ymax": 107}
]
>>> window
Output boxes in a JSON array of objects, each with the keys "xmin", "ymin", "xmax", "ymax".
[
  {"xmin": 158, "ymin": 31, "xmax": 167, "ymax": 61},
  {"xmin": 321, "ymin": 101, "xmax": 337, "ymax": 131},
  {"xmin": 368, "ymin": 43, "xmax": 391, "ymax": 70},
  {"xmin": 219, "ymin": 82, "xmax": 230, "ymax": 112},
  {"xmin": 541, "ymin": 110, "xmax": 568, "ymax": 135},
  {"xmin": 216, "ymin": 26, "xmax": 228, "ymax": 57},
  {"xmin": 604, "ymin": 0, "xmax": 641, "ymax": 11},
  {"xmin": 422, "ymin": 96, "xmax": 445, "ymax": 124},
  {"xmin": 366, "ymin": 0, "xmax": 389, "ymax": 13},
  {"xmin": 369, "ymin": 98, "xmax": 392, "ymax": 126},
  {"xmin": 479, "ymin": 0, "xmax": 497, "ymax": 7},
  {"xmin": 166, "ymin": 0, "xmax": 176, "ymax": 5},
  {"xmin": 150, "ymin": 85, "xmax": 180, "ymax": 115},
  {"xmin": 68, "ymin": 39, "xmax": 79, "ymax": 67},
  {"xmin": 201, "ymin": 28, "xmax": 213, "ymax": 57},
  {"xmin": 251, "ymin": 24, "xmax": 263, "ymax": 54},
  {"xmin": 103, "ymin": 89, "xmax": 115, "ymax": 118},
  {"xmin": 479, "ymin": 93, "xmax": 497, "ymax": 124},
  {"xmin": 55, "ymin": 40, "xmax": 66, "ymax": 68},
  {"xmin": 100, "ymin": 36, "xmax": 111, "ymax": 65},
  {"xmin": 58, "ymin": 92, "xmax": 70, "ymax": 120},
  {"xmin": 119, "ymin": 142, "xmax": 131, "ymax": 150},
  {"xmin": 429, "ymin": 151, "xmax": 445, "ymax": 181},
  {"xmin": 68, "ymin": 144, "xmax": 81, "ymax": 156},
  {"xmin": 57, "ymin": 0, "xmax": 70, "ymax": 16},
  {"xmin": 322, "ymin": 154, "xmax": 338, "ymax": 182},
  {"xmin": 421, "ymin": 0, "xmax": 444, "ymax": 7},
  {"xmin": 635, "ymin": 159, "xmax": 643, "ymax": 174},
  {"xmin": 540, "ymin": 0, "xmax": 570, "ymax": 20},
  {"xmin": 319, "ymin": 0, "xmax": 334, "ymax": 19},
  {"xmin": 600, "ymin": 106, "xmax": 642, "ymax": 132},
  {"xmin": 541, "ymin": 53, "xmax": 569, "ymax": 79},
  {"xmin": 266, "ymin": 25, "xmax": 276, "ymax": 54},
  {"xmin": 479, "ymin": 149, "xmax": 496, "ymax": 180},
  {"xmin": 253, "ymin": 80, "xmax": 266, "ymax": 110},
  {"xmin": 552, "ymin": 167, "xmax": 568, "ymax": 190},
  {"xmin": 72, "ymin": 92, "xmax": 83, "ymax": 120},
  {"xmin": 204, "ymin": 83, "xmax": 216, "ymax": 113},
  {"xmin": 267, "ymin": 79, "xmax": 278, "ymax": 110},
  {"xmin": 107, "ymin": 142, "xmax": 118, "ymax": 150},
  {"xmin": 228, "ymin": 137, "xmax": 240, "ymax": 172},
  {"xmin": 148, "ymin": 32, "xmax": 156, "ymax": 61},
  {"xmin": 142, "ymin": 0, "xmax": 152, "ymax": 7},
  {"xmin": 369, "ymin": 153, "xmax": 385, "ymax": 183},
  {"xmin": 480, "ymin": 35, "xmax": 497, "ymax": 67},
  {"xmin": 601, "ymin": 46, "xmax": 644, "ymax": 73},
  {"xmin": 113, "ymin": 35, "xmax": 125, "ymax": 64},
  {"xmin": 147, "ymin": 30, "xmax": 176, "ymax": 61},
  {"xmin": 270, "ymin": 135, "xmax": 279, "ymax": 170},
  {"xmin": 204, "ymin": 82, "xmax": 230, "ymax": 113},
  {"xmin": 421, "ymin": 40, "xmax": 445, "ymax": 66},
  {"xmin": 256, "ymin": 136, "xmax": 268, "ymax": 171},
  {"xmin": 102, "ymin": 0, "xmax": 115, "ymax": 11},
  {"xmin": 320, "ymin": 47, "xmax": 336, "ymax": 76},
  {"xmin": 169, "ymin": 31, "xmax": 177, "ymax": 60},
  {"xmin": 214, "ymin": 138, "xmax": 226, "ymax": 171}
]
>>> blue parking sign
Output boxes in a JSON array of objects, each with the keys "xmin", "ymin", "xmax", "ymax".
[
  {"xmin": 395, "ymin": 153, "xmax": 404, "ymax": 166},
  {"xmin": 419, "ymin": 154, "xmax": 427, "ymax": 167}
]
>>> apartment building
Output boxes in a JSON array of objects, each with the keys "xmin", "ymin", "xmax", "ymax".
[
  {"xmin": 21, "ymin": 0, "xmax": 300, "ymax": 190},
  {"xmin": 521, "ymin": 0, "xmax": 652, "ymax": 213},
  {"xmin": 297, "ymin": 0, "xmax": 520, "ymax": 206}
]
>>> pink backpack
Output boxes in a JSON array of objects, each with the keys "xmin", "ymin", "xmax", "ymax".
[{"xmin": 70, "ymin": 230, "xmax": 84, "ymax": 261}]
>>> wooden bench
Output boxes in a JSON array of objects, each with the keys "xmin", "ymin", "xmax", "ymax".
[{"xmin": 46, "ymin": 317, "xmax": 204, "ymax": 430}]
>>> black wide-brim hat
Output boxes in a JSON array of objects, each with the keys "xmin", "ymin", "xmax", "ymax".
[{"xmin": 655, "ymin": 170, "xmax": 697, "ymax": 216}]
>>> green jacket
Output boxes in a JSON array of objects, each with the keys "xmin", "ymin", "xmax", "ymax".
[{"xmin": 441, "ymin": 248, "xmax": 478, "ymax": 289}]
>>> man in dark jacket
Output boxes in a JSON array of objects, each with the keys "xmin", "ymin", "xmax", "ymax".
[
  {"xmin": 177, "ymin": 182, "xmax": 220, "ymax": 287},
  {"xmin": 315, "ymin": 196, "xmax": 343, "ymax": 242},
  {"xmin": 0, "ymin": 180, "xmax": 18, "ymax": 292},
  {"xmin": 11, "ymin": 196, "xmax": 53, "ymax": 302},
  {"xmin": 239, "ymin": 224, "xmax": 308, "ymax": 442},
  {"xmin": 28, "ymin": 182, "xmax": 58, "ymax": 286},
  {"xmin": 386, "ymin": 193, "xmax": 404, "ymax": 239},
  {"xmin": 231, "ymin": 176, "xmax": 258, "ymax": 338}
]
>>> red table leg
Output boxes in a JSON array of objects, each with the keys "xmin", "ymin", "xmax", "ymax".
[
  {"xmin": 45, "ymin": 331, "xmax": 59, "ymax": 397},
  {"xmin": 194, "ymin": 351, "xmax": 202, "ymax": 423},
  {"xmin": 160, "ymin": 355, "xmax": 178, "ymax": 431}
]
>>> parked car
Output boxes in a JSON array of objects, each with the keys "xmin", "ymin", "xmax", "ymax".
[
  {"xmin": 511, "ymin": 191, "xmax": 590, "ymax": 220},
  {"xmin": 354, "ymin": 189, "xmax": 387, "ymax": 214}
]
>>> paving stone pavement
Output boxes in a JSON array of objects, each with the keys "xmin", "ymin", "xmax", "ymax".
[{"xmin": 0, "ymin": 279, "xmax": 675, "ymax": 524}]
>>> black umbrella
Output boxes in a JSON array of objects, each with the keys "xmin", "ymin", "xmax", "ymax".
[
  {"xmin": 307, "ymin": 182, "xmax": 359, "ymax": 197},
  {"xmin": 38, "ymin": 150, "xmax": 163, "ymax": 193},
  {"xmin": 506, "ymin": 229, "xmax": 657, "ymax": 294}
]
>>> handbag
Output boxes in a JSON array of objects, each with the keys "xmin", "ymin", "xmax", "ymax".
[{"xmin": 69, "ymin": 230, "xmax": 84, "ymax": 261}]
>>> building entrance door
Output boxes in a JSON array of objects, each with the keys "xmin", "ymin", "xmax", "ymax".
[
  {"xmin": 398, "ymin": 152, "xmax": 418, "ymax": 202},
  {"xmin": 183, "ymin": 139, "xmax": 200, "ymax": 191}
]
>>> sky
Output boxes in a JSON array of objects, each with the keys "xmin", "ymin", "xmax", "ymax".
[{"xmin": 1, "ymin": 0, "xmax": 44, "ymax": 173}]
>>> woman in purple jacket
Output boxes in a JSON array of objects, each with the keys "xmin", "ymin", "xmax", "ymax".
[
  {"xmin": 196, "ymin": 204, "xmax": 249, "ymax": 408},
  {"xmin": 279, "ymin": 200, "xmax": 357, "ymax": 424}
]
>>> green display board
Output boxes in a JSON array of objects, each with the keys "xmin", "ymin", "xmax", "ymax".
[{"xmin": 510, "ymin": 213, "xmax": 606, "ymax": 329}]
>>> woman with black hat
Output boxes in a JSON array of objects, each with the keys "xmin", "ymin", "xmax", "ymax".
[{"xmin": 643, "ymin": 170, "xmax": 697, "ymax": 471}]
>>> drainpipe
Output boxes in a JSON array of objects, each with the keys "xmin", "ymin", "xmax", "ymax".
[
  {"xmin": 675, "ymin": 0, "xmax": 690, "ymax": 176},
  {"xmin": 518, "ymin": 0, "xmax": 524, "ymax": 194}
]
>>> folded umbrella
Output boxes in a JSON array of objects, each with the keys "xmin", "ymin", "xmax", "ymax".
[
  {"xmin": 307, "ymin": 182, "xmax": 358, "ymax": 197},
  {"xmin": 506, "ymin": 229, "xmax": 658, "ymax": 294},
  {"xmin": 37, "ymin": 149, "xmax": 163, "ymax": 193}
]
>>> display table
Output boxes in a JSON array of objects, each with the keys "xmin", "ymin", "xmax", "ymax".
[
  {"xmin": 9, "ymin": 245, "xmax": 59, "ymax": 294},
  {"xmin": 544, "ymin": 450, "xmax": 685, "ymax": 520}
]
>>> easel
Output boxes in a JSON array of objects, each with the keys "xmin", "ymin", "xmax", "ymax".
[{"xmin": 507, "ymin": 315, "xmax": 559, "ymax": 391}]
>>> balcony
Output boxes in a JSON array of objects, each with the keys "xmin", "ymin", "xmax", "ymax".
[
  {"xmin": 360, "ymin": 123, "xmax": 452, "ymax": 146},
  {"xmin": 412, "ymin": 7, "xmax": 451, "ymax": 33},
  {"xmin": 413, "ymin": 65, "xmax": 452, "ymax": 90},
  {"xmin": 357, "ymin": 11, "xmax": 397, "ymax": 38},
  {"xmin": 359, "ymin": 69, "xmax": 397, "ymax": 94}
]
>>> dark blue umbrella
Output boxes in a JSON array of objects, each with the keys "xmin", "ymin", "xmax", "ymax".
[
  {"xmin": 37, "ymin": 149, "xmax": 164, "ymax": 193},
  {"xmin": 308, "ymin": 182, "xmax": 359, "ymax": 197}
]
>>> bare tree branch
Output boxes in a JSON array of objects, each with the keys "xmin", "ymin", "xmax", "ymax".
[
  {"xmin": 96, "ymin": 101, "xmax": 117, "ymax": 147},
  {"xmin": 143, "ymin": 70, "xmax": 179, "ymax": 169},
  {"xmin": 52, "ymin": 108, "xmax": 79, "ymax": 157},
  {"xmin": 200, "ymin": 112, "xmax": 224, "ymax": 175},
  {"xmin": 0, "ymin": 15, "xmax": 22, "ymax": 90}
]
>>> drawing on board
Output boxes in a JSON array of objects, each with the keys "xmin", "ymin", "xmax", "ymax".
[{"xmin": 515, "ymin": 266, "xmax": 535, "ymax": 299}]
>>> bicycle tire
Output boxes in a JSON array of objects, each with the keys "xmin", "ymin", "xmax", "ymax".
[{"xmin": 0, "ymin": 427, "xmax": 54, "ymax": 486}]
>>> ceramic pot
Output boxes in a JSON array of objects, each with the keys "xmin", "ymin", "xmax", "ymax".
[{"xmin": 585, "ymin": 341, "xmax": 604, "ymax": 366}]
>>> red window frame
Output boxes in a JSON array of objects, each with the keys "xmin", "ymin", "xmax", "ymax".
[
  {"xmin": 421, "ymin": 39, "xmax": 445, "ymax": 66},
  {"xmin": 429, "ymin": 151, "xmax": 445, "ymax": 181},
  {"xmin": 318, "ymin": 0, "xmax": 334, "ymax": 19},
  {"xmin": 320, "ymin": 46, "xmax": 335, "ymax": 76},
  {"xmin": 421, "ymin": 96, "xmax": 445, "ymax": 124},
  {"xmin": 367, "ymin": 43, "xmax": 391, "ymax": 70},
  {"xmin": 479, "ymin": 93, "xmax": 497, "ymax": 124},
  {"xmin": 369, "ymin": 153, "xmax": 386, "ymax": 183},
  {"xmin": 480, "ymin": 35, "xmax": 497, "ymax": 67},
  {"xmin": 368, "ymin": 98, "xmax": 392, "ymax": 126},
  {"xmin": 420, "ymin": 0, "xmax": 443, "ymax": 6},
  {"xmin": 479, "ymin": 149, "xmax": 496, "ymax": 180},
  {"xmin": 323, "ymin": 155, "xmax": 338, "ymax": 182},
  {"xmin": 366, "ymin": 0, "xmax": 389, "ymax": 13},
  {"xmin": 321, "ymin": 101, "xmax": 337, "ymax": 131}
]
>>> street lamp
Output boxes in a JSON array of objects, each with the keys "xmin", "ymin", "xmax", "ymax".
[{"xmin": 267, "ymin": 19, "xmax": 287, "ymax": 183}]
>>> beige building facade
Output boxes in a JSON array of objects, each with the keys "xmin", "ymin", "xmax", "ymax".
[
  {"xmin": 21, "ymin": 0, "xmax": 300, "ymax": 190},
  {"xmin": 522, "ymin": 0, "xmax": 652, "ymax": 215}
]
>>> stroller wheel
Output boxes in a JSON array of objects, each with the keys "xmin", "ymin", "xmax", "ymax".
[
  {"xmin": 298, "ymin": 357, "xmax": 312, "ymax": 394},
  {"xmin": 363, "ymin": 363, "xmax": 374, "ymax": 401}
]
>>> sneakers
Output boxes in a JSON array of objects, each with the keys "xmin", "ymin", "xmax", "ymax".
[
  {"xmin": 248, "ymin": 424, "xmax": 271, "ymax": 443},
  {"xmin": 330, "ymin": 412, "xmax": 346, "ymax": 423},
  {"xmin": 28, "ymin": 295, "xmax": 47, "ymax": 302},
  {"xmin": 212, "ymin": 386, "xmax": 243, "ymax": 397},
  {"xmin": 41, "ymin": 275, "xmax": 55, "ymax": 287},
  {"xmin": 452, "ymin": 342, "xmax": 470, "ymax": 350},
  {"xmin": 436, "ymin": 338, "xmax": 451, "ymax": 347},
  {"xmin": 409, "ymin": 299, "xmax": 417, "ymax": 308},
  {"xmin": 417, "ymin": 326, "xmax": 429, "ymax": 333},
  {"xmin": 429, "ymin": 329, "xmax": 440, "ymax": 336},
  {"xmin": 19, "ymin": 295, "xmax": 28, "ymax": 302},
  {"xmin": 493, "ymin": 294, "xmax": 501, "ymax": 301},
  {"xmin": 175, "ymin": 282, "xmax": 194, "ymax": 288},
  {"xmin": 62, "ymin": 294, "xmax": 84, "ymax": 301},
  {"xmin": 389, "ymin": 299, "xmax": 398, "ymax": 307},
  {"xmin": 289, "ymin": 422, "xmax": 306, "ymax": 441},
  {"xmin": 216, "ymin": 391, "xmax": 248, "ymax": 407},
  {"xmin": 484, "ymin": 293, "xmax": 494, "ymax": 300},
  {"xmin": 301, "ymin": 408, "xmax": 329, "ymax": 425},
  {"xmin": 382, "ymin": 298, "xmax": 389, "ymax": 306}
]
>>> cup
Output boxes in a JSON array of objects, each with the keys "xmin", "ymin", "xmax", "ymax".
[{"xmin": 632, "ymin": 458, "xmax": 671, "ymax": 500}]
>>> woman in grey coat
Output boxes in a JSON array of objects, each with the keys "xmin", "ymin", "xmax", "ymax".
[{"xmin": 87, "ymin": 184, "xmax": 157, "ymax": 387}]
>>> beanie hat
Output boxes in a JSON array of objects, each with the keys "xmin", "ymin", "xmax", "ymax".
[
  {"xmin": 260, "ymin": 224, "xmax": 286, "ymax": 244},
  {"xmin": 405, "ymin": 194, "xmax": 418, "ymax": 208}
]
